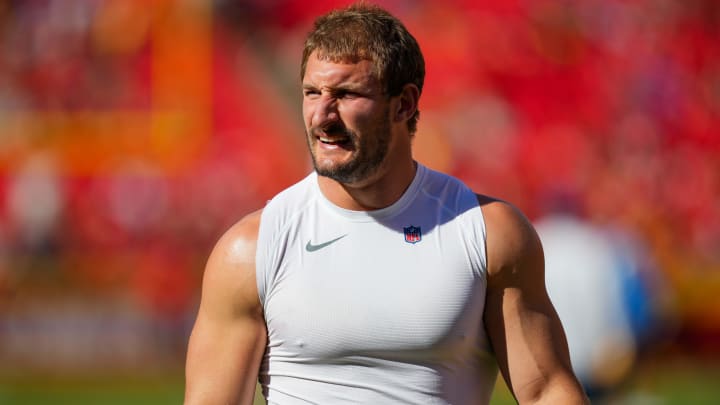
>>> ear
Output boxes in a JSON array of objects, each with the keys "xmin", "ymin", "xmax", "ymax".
[{"xmin": 393, "ymin": 83, "xmax": 420, "ymax": 124}]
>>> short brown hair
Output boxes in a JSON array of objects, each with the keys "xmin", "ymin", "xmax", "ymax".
[{"xmin": 301, "ymin": 3, "xmax": 425, "ymax": 134}]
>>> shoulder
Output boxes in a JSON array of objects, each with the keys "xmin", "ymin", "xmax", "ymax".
[
  {"xmin": 260, "ymin": 172, "xmax": 317, "ymax": 229},
  {"xmin": 212, "ymin": 209, "xmax": 263, "ymax": 263},
  {"xmin": 201, "ymin": 209, "xmax": 264, "ymax": 315},
  {"xmin": 421, "ymin": 165, "xmax": 469, "ymax": 192},
  {"xmin": 475, "ymin": 194, "xmax": 543, "ymax": 281},
  {"xmin": 417, "ymin": 165, "xmax": 478, "ymax": 211},
  {"xmin": 266, "ymin": 172, "xmax": 316, "ymax": 209}
]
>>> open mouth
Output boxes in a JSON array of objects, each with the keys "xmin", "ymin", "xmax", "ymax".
[
  {"xmin": 318, "ymin": 135, "xmax": 351, "ymax": 147},
  {"xmin": 310, "ymin": 125, "xmax": 355, "ymax": 150}
]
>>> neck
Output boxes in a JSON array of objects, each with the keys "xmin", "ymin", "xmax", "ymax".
[{"xmin": 317, "ymin": 158, "xmax": 417, "ymax": 211}]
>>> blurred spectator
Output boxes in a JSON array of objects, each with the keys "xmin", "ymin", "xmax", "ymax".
[
  {"xmin": 6, "ymin": 153, "xmax": 64, "ymax": 254},
  {"xmin": 537, "ymin": 212, "xmax": 673, "ymax": 402}
]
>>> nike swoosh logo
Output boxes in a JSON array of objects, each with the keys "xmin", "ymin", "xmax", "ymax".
[{"xmin": 305, "ymin": 234, "xmax": 348, "ymax": 252}]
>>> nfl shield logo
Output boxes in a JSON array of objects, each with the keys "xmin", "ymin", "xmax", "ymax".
[{"xmin": 403, "ymin": 226, "xmax": 422, "ymax": 244}]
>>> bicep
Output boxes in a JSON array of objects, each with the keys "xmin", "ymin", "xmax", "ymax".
[
  {"xmin": 185, "ymin": 213, "xmax": 267, "ymax": 405},
  {"xmin": 185, "ymin": 308, "xmax": 266, "ymax": 405},
  {"xmin": 484, "ymin": 268, "xmax": 574, "ymax": 401},
  {"xmin": 481, "ymin": 201, "xmax": 582, "ymax": 403}
]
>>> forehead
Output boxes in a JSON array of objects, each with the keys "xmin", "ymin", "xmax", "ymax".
[{"xmin": 303, "ymin": 51, "xmax": 381, "ymax": 89}]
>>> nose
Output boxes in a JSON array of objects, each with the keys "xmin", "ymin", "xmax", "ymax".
[{"xmin": 311, "ymin": 94, "xmax": 340, "ymax": 128}]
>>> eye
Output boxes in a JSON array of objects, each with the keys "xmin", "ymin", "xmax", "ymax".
[
  {"xmin": 336, "ymin": 90, "xmax": 358, "ymax": 99},
  {"xmin": 303, "ymin": 89, "xmax": 320, "ymax": 98}
]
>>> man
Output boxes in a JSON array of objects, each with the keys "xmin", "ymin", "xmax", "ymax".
[{"xmin": 185, "ymin": 3, "xmax": 588, "ymax": 404}]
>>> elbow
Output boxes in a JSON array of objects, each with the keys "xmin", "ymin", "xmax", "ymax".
[{"xmin": 514, "ymin": 375, "xmax": 589, "ymax": 405}]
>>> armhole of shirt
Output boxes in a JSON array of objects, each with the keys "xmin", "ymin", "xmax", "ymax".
[
  {"xmin": 467, "ymin": 191, "xmax": 489, "ymax": 280},
  {"xmin": 255, "ymin": 208, "xmax": 271, "ymax": 308},
  {"xmin": 476, "ymin": 200, "xmax": 489, "ymax": 280}
]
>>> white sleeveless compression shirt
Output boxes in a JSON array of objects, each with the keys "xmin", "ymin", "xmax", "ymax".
[{"xmin": 255, "ymin": 163, "xmax": 498, "ymax": 404}]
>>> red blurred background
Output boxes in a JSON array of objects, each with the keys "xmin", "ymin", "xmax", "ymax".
[{"xmin": 0, "ymin": 0, "xmax": 717, "ymax": 390}]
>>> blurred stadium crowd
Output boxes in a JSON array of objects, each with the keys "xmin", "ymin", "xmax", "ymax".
[{"xmin": 0, "ymin": 0, "xmax": 718, "ymax": 389}]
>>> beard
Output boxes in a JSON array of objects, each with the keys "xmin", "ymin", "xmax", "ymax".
[{"xmin": 306, "ymin": 111, "xmax": 392, "ymax": 185}]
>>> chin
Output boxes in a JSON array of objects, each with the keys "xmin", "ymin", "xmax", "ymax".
[
  {"xmin": 313, "ymin": 151, "xmax": 354, "ymax": 172},
  {"xmin": 315, "ymin": 158, "xmax": 345, "ymax": 173}
]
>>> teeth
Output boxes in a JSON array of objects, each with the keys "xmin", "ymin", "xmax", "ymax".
[{"xmin": 319, "ymin": 136, "xmax": 346, "ymax": 143}]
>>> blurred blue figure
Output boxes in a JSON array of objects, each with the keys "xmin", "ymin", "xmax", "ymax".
[{"xmin": 536, "ymin": 214, "xmax": 664, "ymax": 402}]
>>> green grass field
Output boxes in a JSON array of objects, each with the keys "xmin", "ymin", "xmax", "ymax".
[{"xmin": 1, "ymin": 360, "xmax": 718, "ymax": 404}]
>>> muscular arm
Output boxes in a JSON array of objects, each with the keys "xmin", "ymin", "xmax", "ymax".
[
  {"xmin": 480, "ymin": 197, "xmax": 588, "ymax": 404},
  {"xmin": 185, "ymin": 210, "xmax": 267, "ymax": 405}
]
